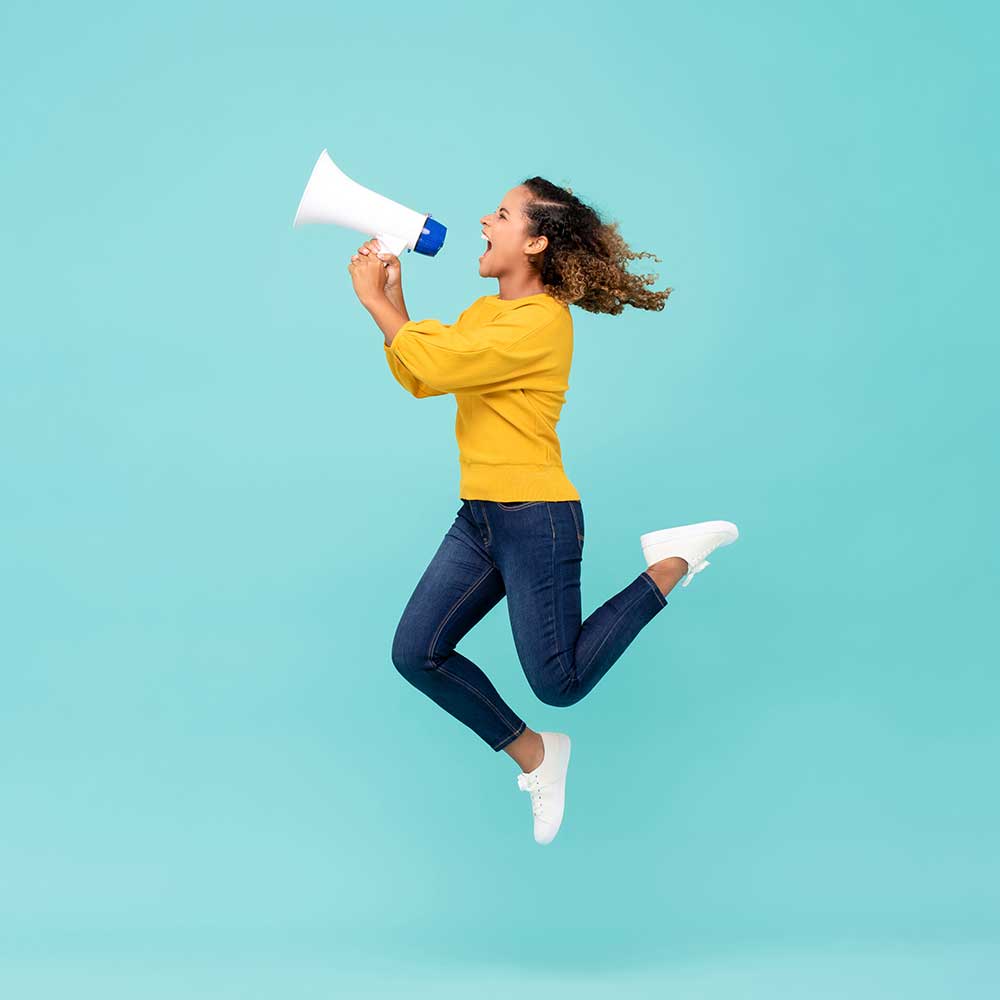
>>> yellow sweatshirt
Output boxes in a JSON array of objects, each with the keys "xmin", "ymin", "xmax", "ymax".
[{"xmin": 383, "ymin": 291, "xmax": 581, "ymax": 501}]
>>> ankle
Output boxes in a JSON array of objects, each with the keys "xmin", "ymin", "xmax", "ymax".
[
  {"xmin": 647, "ymin": 556, "xmax": 688, "ymax": 596},
  {"xmin": 505, "ymin": 728, "xmax": 545, "ymax": 773},
  {"xmin": 524, "ymin": 738, "xmax": 544, "ymax": 773}
]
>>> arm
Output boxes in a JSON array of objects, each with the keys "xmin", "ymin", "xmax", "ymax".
[
  {"xmin": 348, "ymin": 240, "xmax": 446, "ymax": 398},
  {"xmin": 348, "ymin": 240, "xmax": 417, "ymax": 349},
  {"xmin": 385, "ymin": 284, "xmax": 409, "ymax": 324},
  {"xmin": 364, "ymin": 293, "xmax": 409, "ymax": 346},
  {"xmin": 385, "ymin": 302, "xmax": 560, "ymax": 395},
  {"xmin": 370, "ymin": 289, "xmax": 449, "ymax": 399}
]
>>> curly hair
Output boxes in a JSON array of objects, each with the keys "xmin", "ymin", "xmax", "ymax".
[{"xmin": 519, "ymin": 177, "xmax": 672, "ymax": 315}]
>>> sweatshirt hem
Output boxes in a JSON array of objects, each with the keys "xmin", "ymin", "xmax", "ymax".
[{"xmin": 459, "ymin": 462, "xmax": 580, "ymax": 501}]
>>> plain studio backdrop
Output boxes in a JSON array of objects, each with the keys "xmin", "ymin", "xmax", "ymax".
[{"xmin": 1, "ymin": 1, "xmax": 996, "ymax": 997}]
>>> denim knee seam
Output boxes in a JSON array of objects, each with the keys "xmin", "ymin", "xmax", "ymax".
[
  {"xmin": 426, "ymin": 564, "xmax": 496, "ymax": 666},
  {"xmin": 576, "ymin": 588, "xmax": 655, "ymax": 677},
  {"xmin": 426, "ymin": 564, "xmax": 520, "ymax": 733},
  {"xmin": 435, "ymin": 662, "xmax": 525, "ymax": 737}
]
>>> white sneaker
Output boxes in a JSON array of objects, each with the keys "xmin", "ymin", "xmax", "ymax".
[
  {"xmin": 640, "ymin": 520, "xmax": 739, "ymax": 588},
  {"xmin": 516, "ymin": 731, "xmax": 571, "ymax": 845}
]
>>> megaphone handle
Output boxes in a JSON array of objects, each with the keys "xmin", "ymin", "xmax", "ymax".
[{"xmin": 373, "ymin": 233, "xmax": 411, "ymax": 257}]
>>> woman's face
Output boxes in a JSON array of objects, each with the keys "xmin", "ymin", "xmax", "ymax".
[{"xmin": 479, "ymin": 185, "xmax": 546, "ymax": 277}]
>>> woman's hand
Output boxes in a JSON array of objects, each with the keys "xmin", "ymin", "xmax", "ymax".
[{"xmin": 348, "ymin": 237, "xmax": 402, "ymax": 305}]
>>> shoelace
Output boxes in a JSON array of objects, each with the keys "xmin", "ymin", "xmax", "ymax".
[
  {"xmin": 679, "ymin": 533, "xmax": 729, "ymax": 587},
  {"xmin": 681, "ymin": 557, "xmax": 710, "ymax": 587},
  {"xmin": 517, "ymin": 772, "xmax": 546, "ymax": 816}
]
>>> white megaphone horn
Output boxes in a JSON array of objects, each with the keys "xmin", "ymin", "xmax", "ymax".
[{"xmin": 292, "ymin": 149, "xmax": 446, "ymax": 258}]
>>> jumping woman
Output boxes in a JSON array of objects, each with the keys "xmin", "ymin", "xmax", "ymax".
[{"xmin": 347, "ymin": 178, "xmax": 739, "ymax": 845}]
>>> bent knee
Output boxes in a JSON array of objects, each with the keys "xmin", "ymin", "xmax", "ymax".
[
  {"xmin": 391, "ymin": 644, "xmax": 431, "ymax": 678},
  {"xmin": 530, "ymin": 679, "xmax": 577, "ymax": 708},
  {"xmin": 391, "ymin": 626, "xmax": 438, "ymax": 677}
]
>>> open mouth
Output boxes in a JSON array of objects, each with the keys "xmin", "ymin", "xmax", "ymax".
[{"xmin": 481, "ymin": 232, "xmax": 493, "ymax": 257}]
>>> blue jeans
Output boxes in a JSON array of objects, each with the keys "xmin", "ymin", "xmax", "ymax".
[{"xmin": 391, "ymin": 498, "xmax": 669, "ymax": 751}]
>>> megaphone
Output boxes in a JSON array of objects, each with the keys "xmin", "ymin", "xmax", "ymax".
[{"xmin": 293, "ymin": 149, "xmax": 446, "ymax": 258}]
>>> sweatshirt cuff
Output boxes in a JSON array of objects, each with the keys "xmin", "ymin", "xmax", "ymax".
[{"xmin": 384, "ymin": 327, "xmax": 411, "ymax": 354}]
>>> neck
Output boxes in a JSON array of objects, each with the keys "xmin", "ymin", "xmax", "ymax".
[{"xmin": 495, "ymin": 273, "xmax": 546, "ymax": 301}]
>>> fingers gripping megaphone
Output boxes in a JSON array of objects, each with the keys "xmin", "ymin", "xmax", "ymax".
[{"xmin": 292, "ymin": 149, "xmax": 446, "ymax": 257}]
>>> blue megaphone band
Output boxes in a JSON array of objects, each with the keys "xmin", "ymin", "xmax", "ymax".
[{"xmin": 413, "ymin": 216, "xmax": 446, "ymax": 256}]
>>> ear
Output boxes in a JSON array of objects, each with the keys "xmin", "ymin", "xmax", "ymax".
[{"xmin": 526, "ymin": 234, "xmax": 548, "ymax": 255}]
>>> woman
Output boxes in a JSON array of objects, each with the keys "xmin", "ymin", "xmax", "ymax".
[{"xmin": 348, "ymin": 178, "xmax": 738, "ymax": 845}]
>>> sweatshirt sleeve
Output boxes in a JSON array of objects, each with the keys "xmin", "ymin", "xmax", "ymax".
[
  {"xmin": 384, "ymin": 301, "xmax": 559, "ymax": 395},
  {"xmin": 383, "ymin": 339, "xmax": 447, "ymax": 398}
]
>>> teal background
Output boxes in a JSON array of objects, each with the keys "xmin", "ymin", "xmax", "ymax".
[{"xmin": 2, "ymin": 0, "xmax": 997, "ymax": 996}]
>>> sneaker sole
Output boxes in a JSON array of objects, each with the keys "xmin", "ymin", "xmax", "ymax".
[
  {"xmin": 538, "ymin": 734, "xmax": 571, "ymax": 846},
  {"xmin": 640, "ymin": 519, "xmax": 739, "ymax": 548}
]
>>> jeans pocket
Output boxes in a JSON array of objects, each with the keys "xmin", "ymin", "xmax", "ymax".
[
  {"xmin": 495, "ymin": 500, "xmax": 544, "ymax": 510},
  {"xmin": 568, "ymin": 500, "xmax": 585, "ymax": 554}
]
